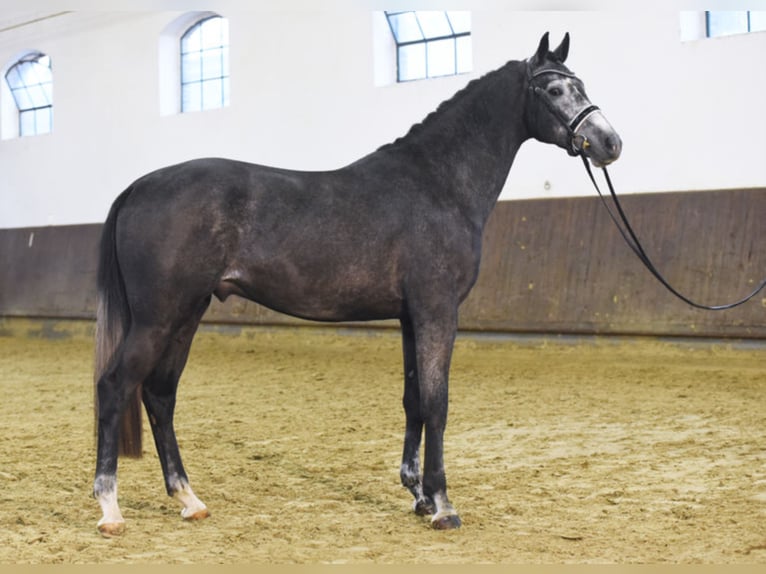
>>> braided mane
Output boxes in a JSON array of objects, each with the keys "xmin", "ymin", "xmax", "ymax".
[{"xmin": 378, "ymin": 61, "xmax": 517, "ymax": 151}]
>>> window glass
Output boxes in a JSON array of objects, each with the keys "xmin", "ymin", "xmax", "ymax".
[
  {"xmin": 181, "ymin": 16, "xmax": 229, "ymax": 112},
  {"xmin": 707, "ymin": 11, "xmax": 748, "ymax": 37},
  {"xmin": 706, "ymin": 10, "xmax": 766, "ymax": 36},
  {"xmin": 19, "ymin": 110, "xmax": 36, "ymax": 135},
  {"xmin": 388, "ymin": 12, "xmax": 423, "ymax": 44},
  {"xmin": 201, "ymin": 16, "xmax": 224, "ymax": 49},
  {"xmin": 399, "ymin": 43, "xmax": 426, "ymax": 82},
  {"xmin": 34, "ymin": 107, "xmax": 51, "ymax": 132},
  {"xmin": 4, "ymin": 52, "xmax": 52, "ymax": 136},
  {"xmin": 417, "ymin": 11, "xmax": 451, "ymax": 38},
  {"xmin": 385, "ymin": 11, "xmax": 471, "ymax": 83},
  {"xmin": 202, "ymin": 78, "xmax": 223, "ymax": 109},
  {"xmin": 750, "ymin": 11, "xmax": 766, "ymax": 31},
  {"xmin": 183, "ymin": 25, "xmax": 202, "ymax": 52},
  {"xmin": 427, "ymin": 38, "xmax": 456, "ymax": 77},
  {"xmin": 456, "ymin": 35, "xmax": 472, "ymax": 75},
  {"xmin": 202, "ymin": 48, "xmax": 224, "ymax": 78},
  {"xmin": 182, "ymin": 50, "xmax": 202, "ymax": 83},
  {"xmin": 182, "ymin": 83, "xmax": 201, "ymax": 112}
]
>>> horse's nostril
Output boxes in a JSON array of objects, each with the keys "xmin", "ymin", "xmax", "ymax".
[{"xmin": 605, "ymin": 135, "xmax": 622, "ymax": 157}]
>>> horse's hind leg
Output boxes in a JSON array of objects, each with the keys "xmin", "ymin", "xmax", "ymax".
[
  {"xmin": 142, "ymin": 297, "xmax": 211, "ymax": 522},
  {"xmin": 94, "ymin": 323, "xmax": 174, "ymax": 536}
]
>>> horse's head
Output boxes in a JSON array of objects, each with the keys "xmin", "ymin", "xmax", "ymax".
[{"xmin": 525, "ymin": 32, "xmax": 622, "ymax": 167}]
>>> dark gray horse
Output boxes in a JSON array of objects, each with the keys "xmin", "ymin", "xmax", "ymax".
[{"xmin": 93, "ymin": 32, "xmax": 621, "ymax": 536}]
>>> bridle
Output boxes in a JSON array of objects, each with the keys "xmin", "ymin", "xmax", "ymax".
[
  {"xmin": 526, "ymin": 64, "xmax": 601, "ymax": 157},
  {"xmin": 527, "ymin": 63, "xmax": 766, "ymax": 311}
]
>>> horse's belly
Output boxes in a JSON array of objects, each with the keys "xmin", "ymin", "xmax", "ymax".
[
  {"xmin": 214, "ymin": 263, "xmax": 403, "ymax": 322},
  {"xmin": 250, "ymin": 287, "xmax": 403, "ymax": 323}
]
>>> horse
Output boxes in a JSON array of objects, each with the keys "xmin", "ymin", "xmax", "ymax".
[{"xmin": 93, "ymin": 32, "xmax": 622, "ymax": 536}]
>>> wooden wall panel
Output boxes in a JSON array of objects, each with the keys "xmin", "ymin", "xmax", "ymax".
[
  {"xmin": 0, "ymin": 224, "xmax": 101, "ymax": 320},
  {"xmin": 2, "ymin": 189, "xmax": 765, "ymax": 337},
  {"xmin": 461, "ymin": 190, "xmax": 766, "ymax": 336}
]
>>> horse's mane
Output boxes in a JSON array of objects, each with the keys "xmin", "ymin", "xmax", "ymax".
[{"xmin": 377, "ymin": 60, "xmax": 520, "ymax": 152}]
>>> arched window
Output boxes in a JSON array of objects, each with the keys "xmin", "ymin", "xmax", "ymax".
[
  {"xmin": 5, "ymin": 52, "xmax": 53, "ymax": 136},
  {"xmin": 180, "ymin": 15, "xmax": 229, "ymax": 112}
]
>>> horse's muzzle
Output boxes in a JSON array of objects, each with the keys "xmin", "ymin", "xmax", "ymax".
[{"xmin": 579, "ymin": 123, "xmax": 622, "ymax": 167}]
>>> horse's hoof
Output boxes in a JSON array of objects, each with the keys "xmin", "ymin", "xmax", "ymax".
[
  {"xmin": 431, "ymin": 513, "xmax": 462, "ymax": 530},
  {"xmin": 414, "ymin": 499, "xmax": 435, "ymax": 516},
  {"xmin": 182, "ymin": 508, "xmax": 211, "ymax": 521},
  {"xmin": 97, "ymin": 521, "xmax": 126, "ymax": 538}
]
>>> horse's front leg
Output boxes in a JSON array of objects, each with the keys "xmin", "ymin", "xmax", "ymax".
[
  {"xmin": 399, "ymin": 317, "xmax": 433, "ymax": 516},
  {"xmin": 400, "ymin": 306, "xmax": 462, "ymax": 529}
]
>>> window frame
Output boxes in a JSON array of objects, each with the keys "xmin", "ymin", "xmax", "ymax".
[
  {"xmin": 384, "ymin": 11, "xmax": 471, "ymax": 83},
  {"xmin": 179, "ymin": 14, "xmax": 230, "ymax": 113}
]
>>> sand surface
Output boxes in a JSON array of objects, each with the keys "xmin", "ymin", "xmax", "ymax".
[{"xmin": 1, "ymin": 322, "xmax": 765, "ymax": 563}]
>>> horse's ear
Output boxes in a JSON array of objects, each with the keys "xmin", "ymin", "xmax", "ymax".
[
  {"xmin": 531, "ymin": 32, "xmax": 550, "ymax": 67},
  {"xmin": 552, "ymin": 32, "xmax": 570, "ymax": 63}
]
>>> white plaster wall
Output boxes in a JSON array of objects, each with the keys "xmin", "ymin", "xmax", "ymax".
[{"xmin": 0, "ymin": 9, "xmax": 764, "ymax": 228}]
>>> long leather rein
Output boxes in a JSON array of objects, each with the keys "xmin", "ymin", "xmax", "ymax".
[{"xmin": 529, "ymin": 65, "xmax": 766, "ymax": 311}]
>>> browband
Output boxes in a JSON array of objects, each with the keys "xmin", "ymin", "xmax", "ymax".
[{"xmin": 529, "ymin": 68, "xmax": 579, "ymax": 80}]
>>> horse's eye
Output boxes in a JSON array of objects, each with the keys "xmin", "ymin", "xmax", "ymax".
[{"xmin": 548, "ymin": 87, "xmax": 563, "ymax": 97}]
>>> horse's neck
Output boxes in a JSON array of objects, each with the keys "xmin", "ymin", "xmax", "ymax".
[{"xmin": 389, "ymin": 62, "xmax": 529, "ymax": 227}]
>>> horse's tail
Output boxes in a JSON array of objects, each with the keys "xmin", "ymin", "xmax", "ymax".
[{"xmin": 94, "ymin": 185, "xmax": 143, "ymax": 458}]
